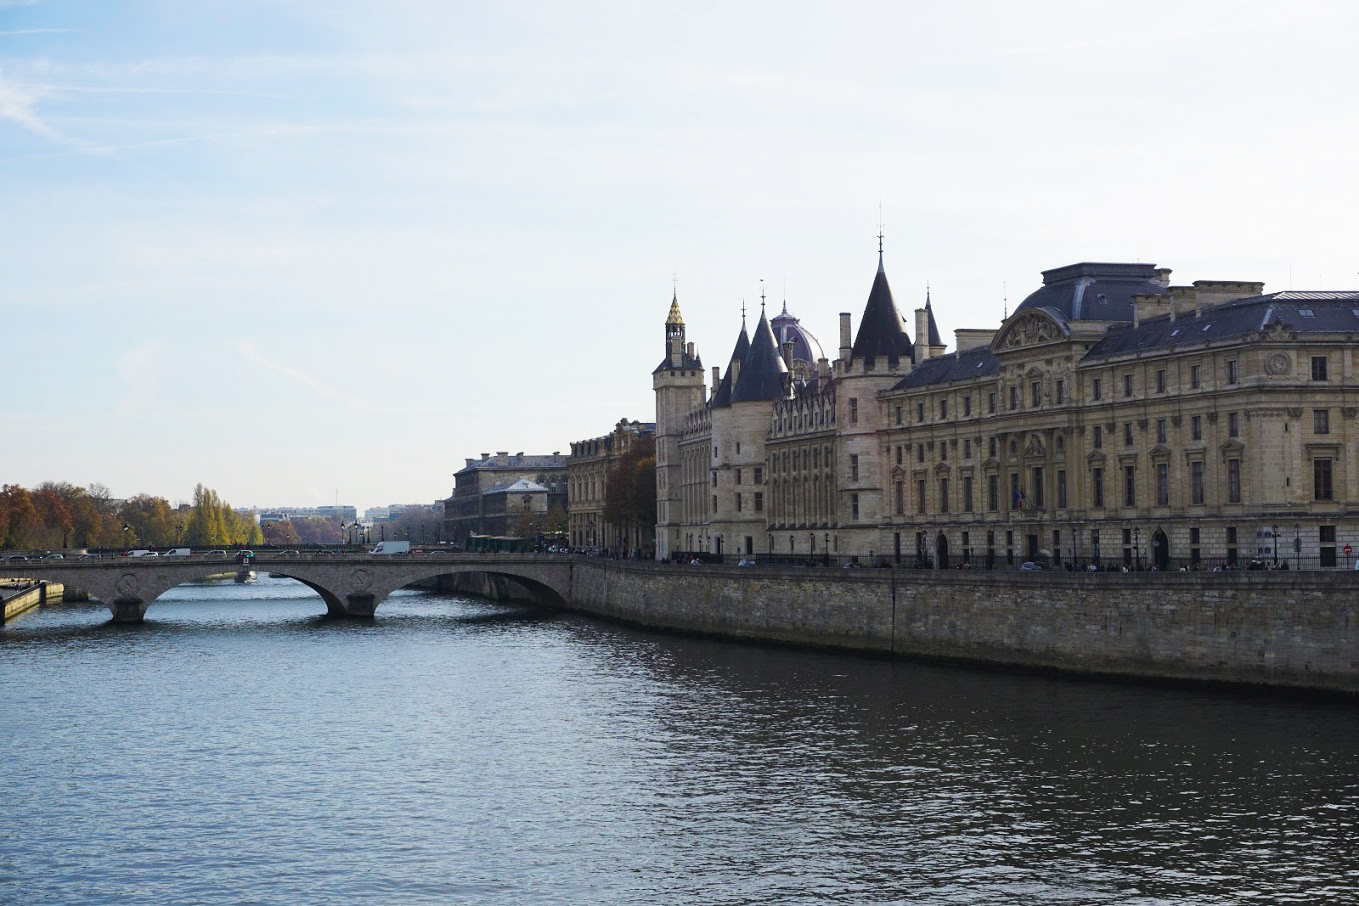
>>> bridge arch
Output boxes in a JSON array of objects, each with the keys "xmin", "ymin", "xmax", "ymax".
[{"xmin": 0, "ymin": 556, "xmax": 573, "ymax": 623}]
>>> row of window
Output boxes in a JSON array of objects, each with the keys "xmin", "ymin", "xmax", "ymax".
[{"xmin": 893, "ymin": 356, "xmax": 1334, "ymax": 426}]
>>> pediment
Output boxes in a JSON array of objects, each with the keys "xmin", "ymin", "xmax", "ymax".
[
  {"xmin": 933, "ymin": 462, "xmax": 951, "ymax": 476},
  {"xmin": 1086, "ymin": 449, "xmax": 1106, "ymax": 464},
  {"xmin": 994, "ymin": 309, "xmax": 1070, "ymax": 352},
  {"xmin": 1022, "ymin": 435, "xmax": 1047, "ymax": 459},
  {"xmin": 1149, "ymin": 443, "xmax": 1172, "ymax": 459},
  {"xmin": 1219, "ymin": 438, "xmax": 1245, "ymax": 456},
  {"xmin": 890, "ymin": 465, "xmax": 905, "ymax": 478}
]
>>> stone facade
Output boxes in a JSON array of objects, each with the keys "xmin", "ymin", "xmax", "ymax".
[
  {"xmin": 567, "ymin": 418, "xmax": 656, "ymax": 551},
  {"xmin": 444, "ymin": 452, "xmax": 567, "ymax": 544},
  {"xmin": 654, "ymin": 254, "xmax": 1359, "ymax": 569}
]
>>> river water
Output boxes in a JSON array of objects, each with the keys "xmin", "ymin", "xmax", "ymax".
[{"xmin": 2, "ymin": 576, "xmax": 1356, "ymax": 905}]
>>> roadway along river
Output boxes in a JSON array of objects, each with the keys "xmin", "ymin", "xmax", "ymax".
[{"xmin": 2, "ymin": 576, "xmax": 1356, "ymax": 904}]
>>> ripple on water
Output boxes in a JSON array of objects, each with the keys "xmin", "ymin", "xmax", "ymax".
[{"xmin": 2, "ymin": 578, "xmax": 1357, "ymax": 904}]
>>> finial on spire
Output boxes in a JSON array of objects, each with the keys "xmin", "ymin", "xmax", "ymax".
[
  {"xmin": 741, "ymin": 298, "xmax": 746, "ymax": 325},
  {"xmin": 877, "ymin": 202, "xmax": 884, "ymax": 256},
  {"xmin": 1003, "ymin": 281, "xmax": 1008, "ymax": 321},
  {"xmin": 926, "ymin": 280, "xmax": 931, "ymax": 305},
  {"xmin": 760, "ymin": 278, "xmax": 766, "ymax": 314},
  {"xmin": 781, "ymin": 276, "xmax": 788, "ymax": 315}
]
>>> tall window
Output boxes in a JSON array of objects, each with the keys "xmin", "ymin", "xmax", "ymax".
[
  {"xmin": 1093, "ymin": 425, "xmax": 1103, "ymax": 449},
  {"xmin": 1123, "ymin": 374, "xmax": 1133, "ymax": 397},
  {"xmin": 849, "ymin": 399, "xmax": 858, "ymax": 423},
  {"xmin": 989, "ymin": 437, "xmax": 997, "ymax": 458},
  {"xmin": 895, "ymin": 446, "xmax": 903, "ymax": 466},
  {"xmin": 938, "ymin": 479, "xmax": 949, "ymax": 513},
  {"xmin": 1031, "ymin": 381, "xmax": 1042, "ymax": 407},
  {"xmin": 1156, "ymin": 369, "xmax": 1166, "ymax": 393},
  {"xmin": 1031, "ymin": 467, "xmax": 1045, "ymax": 508},
  {"xmin": 1124, "ymin": 422, "xmax": 1134, "ymax": 447},
  {"xmin": 735, "ymin": 468, "xmax": 742, "ymax": 485},
  {"xmin": 1227, "ymin": 359, "xmax": 1239, "ymax": 384},
  {"xmin": 1056, "ymin": 379, "xmax": 1066, "ymax": 403},
  {"xmin": 1191, "ymin": 461, "xmax": 1204, "ymax": 505},
  {"xmin": 894, "ymin": 482, "xmax": 904, "ymax": 516},
  {"xmin": 894, "ymin": 406, "xmax": 902, "ymax": 426},
  {"xmin": 988, "ymin": 392, "xmax": 996, "ymax": 414},
  {"xmin": 1092, "ymin": 467, "xmax": 1105, "ymax": 508},
  {"xmin": 1057, "ymin": 470, "xmax": 1067, "ymax": 509},
  {"xmin": 1312, "ymin": 356, "xmax": 1329, "ymax": 381},
  {"xmin": 1191, "ymin": 415, "xmax": 1202, "ymax": 441},
  {"xmin": 1314, "ymin": 459, "xmax": 1334, "ymax": 501},
  {"xmin": 736, "ymin": 493, "xmax": 743, "ymax": 512},
  {"xmin": 1314, "ymin": 410, "xmax": 1330, "ymax": 435},
  {"xmin": 940, "ymin": 443, "xmax": 948, "ymax": 462},
  {"xmin": 1093, "ymin": 378, "xmax": 1102, "ymax": 401},
  {"xmin": 1123, "ymin": 464, "xmax": 1136, "ymax": 507},
  {"xmin": 1009, "ymin": 387, "xmax": 1019, "ymax": 411},
  {"xmin": 1227, "ymin": 459, "xmax": 1241, "ymax": 503},
  {"xmin": 940, "ymin": 398, "xmax": 948, "ymax": 419},
  {"xmin": 1156, "ymin": 463, "xmax": 1169, "ymax": 506},
  {"xmin": 963, "ymin": 395, "xmax": 972, "ymax": 416},
  {"xmin": 754, "ymin": 492, "xmax": 763, "ymax": 512},
  {"xmin": 987, "ymin": 475, "xmax": 998, "ymax": 512},
  {"xmin": 916, "ymin": 480, "xmax": 926, "ymax": 513},
  {"xmin": 963, "ymin": 476, "xmax": 974, "ymax": 512},
  {"xmin": 917, "ymin": 444, "xmax": 925, "ymax": 464},
  {"xmin": 851, "ymin": 493, "xmax": 860, "ymax": 519},
  {"xmin": 1228, "ymin": 412, "xmax": 1239, "ymax": 438},
  {"xmin": 1191, "ymin": 364, "xmax": 1201, "ymax": 388},
  {"xmin": 754, "ymin": 467, "xmax": 763, "ymax": 485},
  {"xmin": 850, "ymin": 454, "xmax": 859, "ymax": 482},
  {"xmin": 963, "ymin": 439, "xmax": 971, "ymax": 459},
  {"xmin": 1156, "ymin": 418, "xmax": 1167, "ymax": 444}
]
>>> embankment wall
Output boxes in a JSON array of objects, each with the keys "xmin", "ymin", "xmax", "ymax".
[{"xmin": 568, "ymin": 562, "xmax": 1358, "ymax": 694}]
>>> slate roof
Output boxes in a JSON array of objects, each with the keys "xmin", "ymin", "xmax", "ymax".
[
  {"xmin": 851, "ymin": 254, "xmax": 914, "ymax": 366},
  {"xmin": 891, "ymin": 344, "xmax": 999, "ymax": 390},
  {"xmin": 1014, "ymin": 262, "xmax": 1168, "ymax": 323},
  {"xmin": 457, "ymin": 454, "xmax": 566, "ymax": 475},
  {"xmin": 1083, "ymin": 292, "xmax": 1359, "ymax": 360},
  {"xmin": 771, "ymin": 301, "xmax": 826, "ymax": 366},
  {"xmin": 487, "ymin": 478, "xmax": 549, "ymax": 494},
  {"xmin": 730, "ymin": 309, "xmax": 789, "ymax": 403},
  {"xmin": 924, "ymin": 292, "xmax": 943, "ymax": 347},
  {"xmin": 710, "ymin": 322, "xmax": 750, "ymax": 408}
]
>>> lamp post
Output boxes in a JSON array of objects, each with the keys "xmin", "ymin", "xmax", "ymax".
[
  {"xmin": 1133, "ymin": 526, "xmax": 1141, "ymax": 571},
  {"xmin": 1272, "ymin": 523, "xmax": 1279, "ymax": 566},
  {"xmin": 1294, "ymin": 522, "xmax": 1301, "ymax": 565}
]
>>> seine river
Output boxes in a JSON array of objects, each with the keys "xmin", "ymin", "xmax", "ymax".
[{"xmin": 2, "ymin": 576, "xmax": 1356, "ymax": 905}]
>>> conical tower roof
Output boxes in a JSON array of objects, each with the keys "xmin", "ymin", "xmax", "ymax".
[
  {"xmin": 851, "ymin": 253, "xmax": 914, "ymax": 366},
  {"xmin": 710, "ymin": 321, "xmax": 750, "ymax": 408},
  {"xmin": 730, "ymin": 308, "xmax": 788, "ymax": 403},
  {"xmin": 925, "ymin": 289, "xmax": 943, "ymax": 347},
  {"xmin": 665, "ymin": 292, "xmax": 684, "ymax": 326}
]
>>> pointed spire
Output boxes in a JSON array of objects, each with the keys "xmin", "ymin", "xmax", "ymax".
[
  {"xmin": 711, "ymin": 317, "xmax": 752, "ymax": 408},
  {"xmin": 924, "ymin": 285, "xmax": 943, "ymax": 348},
  {"xmin": 665, "ymin": 287, "xmax": 684, "ymax": 326},
  {"xmin": 730, "ymin": 307, "xmax": 789, "ymax": 403},
  {"xmin": 852, "ymin": 249, "xmax": 913, "ymax": 366}
]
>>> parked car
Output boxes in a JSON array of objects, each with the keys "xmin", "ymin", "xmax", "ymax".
[
  {"xmin": 163, "ymin": 548, "xmax": 191, "ymax": 557},
  {"xmin": 41, "ymin": 553, "xmax": 64, "ymax": 560},
  {"xmin": 124, "ymin": 550, "xmax": 158, "ymax": 558},
  {"xmin": 1019, "ymin": 560, "xmax": 1049, "ymax": 571}
]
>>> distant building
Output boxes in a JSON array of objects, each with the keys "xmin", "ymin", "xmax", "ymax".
[
  {"xmin": 243, "ymin": 505, "xmax": 357, "ymax": 524},
  {"xmin": 444, "ymin": 452, "xmax": 567, "ymax": 544},
  {"xmin": 568, "ymin": 419, "xmax": 656, "ymax": 551},
  {"xmin": 364, "ymin": 503, "xmax": 441, "ymax": 523}
]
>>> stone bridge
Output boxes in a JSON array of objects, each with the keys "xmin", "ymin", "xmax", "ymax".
[{"xmin": 0, "ymin": 554, "xmax": 573, "ymax": 622}]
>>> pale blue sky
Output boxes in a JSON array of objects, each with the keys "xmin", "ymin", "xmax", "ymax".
[{"xmin": 2, "ymin": 0, "xmax": 1356, "ymax": 513}]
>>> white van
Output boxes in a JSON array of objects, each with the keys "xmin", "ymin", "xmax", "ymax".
[
  {"xmin": 163, "ymin": 548, "xmax": 192, "ymax": 557},
  {"xmin": 124, "ymin": 550, "xmax": 158, "ymax": 558}
]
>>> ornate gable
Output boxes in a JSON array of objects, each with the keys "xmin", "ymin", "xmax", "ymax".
[{"xmin": 994, "ymin": 309, "xmax": 1069, "ymax": 352}]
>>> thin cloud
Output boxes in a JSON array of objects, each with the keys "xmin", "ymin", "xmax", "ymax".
[
  {"xmin": 0, "ymin": 28, "xmax": 72, "ymax": 36},
  {"xmin": 238, "ymin": 342, "xmax": 354, "ymax": 405},
  {"xmin": 0, "ymin": 69, "xmax": 64, "ymax": 140}
]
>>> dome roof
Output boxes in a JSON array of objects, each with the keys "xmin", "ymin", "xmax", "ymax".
[
  {"xmin": 770, "ymin": 301, "xmax": 825, "ymax": 379},
  {"xmin": 1014, "ymin": 262, "xmax": 1169, "ymax": 323}
]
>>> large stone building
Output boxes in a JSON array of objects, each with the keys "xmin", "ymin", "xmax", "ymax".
[
  {"xmin": 567, "ymin": 418, "xmax": 656, "ymax": 552},
  {"xmin": 654, "ymin": 250, "xmax": 1359, "ymax": 569},
  {"xmin": 444, "ymin": 452, "xmax": 567, "ymax": 544}
]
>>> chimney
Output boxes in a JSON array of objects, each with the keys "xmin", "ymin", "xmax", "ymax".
[
  {"xmin": 817, "ymin": 357, "xmax": 830, "ymax": 380},
  {"xmin": 465, "ymin": 458, "xmax": 476, "ymax": 467},
  {"xmin": 686, "ymin": 341, "xmax": 695, "ymax": 360},
  {"xmin": 711, "ymin": 366, "xmax": 720, "ymax": 397},
  {"xmin": 481, "ymin": 453, "xmax": 490, "ymax": 459},
  {"xmin": 914, "ymin": 309, "xmax": 930, "ymax": 362},
  {"xmin": 839, "ymin": 313, "xmax": 852, "ymax": 359},
  {"xmin": 954, "ymin": 328, "xmax": 997, "ymax": 352},
  {"xmin": 782, "ymin": 340, "xmax": 794, "ymax": 369},
  {"xmin": 732, "ymin": 359, "xmax": 741, "ymax": 385},
  {"xmin": 1154, "ymin": 267, "xmax": 1174, "ymax": 285}
]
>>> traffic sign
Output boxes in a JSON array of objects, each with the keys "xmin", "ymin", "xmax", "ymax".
[{"xmin": 1344, "ymin": 544, "xmax": 1353, "ymax": 556}]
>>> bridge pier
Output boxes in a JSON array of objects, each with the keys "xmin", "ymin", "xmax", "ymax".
[
  {"xmin": 327, "ymin": 593, "xmax": 377, "ymax": 619},
  {"xmin": 110, "ymin": 598, "xmax": 149, "ymax": 623}
]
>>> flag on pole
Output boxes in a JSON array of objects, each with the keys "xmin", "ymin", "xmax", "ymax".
[{"xmin": 1013, "ymin": 487, "xmax": 1027, "ymax": 509}]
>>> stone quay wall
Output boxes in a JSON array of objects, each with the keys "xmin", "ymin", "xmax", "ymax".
[
  {"xmin": 2, "ymin": 581, "xmax": 64, "ymax": 622},
  {"xmin": 567, "ymin": 562, "xmax": 1358, "ymax": 694}
]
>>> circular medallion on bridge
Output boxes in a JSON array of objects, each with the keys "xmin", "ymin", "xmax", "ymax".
[
  {"xmin": 114, "ymin": 573, "xmax": 139, "ymax": 597},
  {"xmin": 1266, "ymin": 352, "xmax": 1291, "ymax": 375},
  {"xmin": 350, "ymin": 568, "xmax": 372, "ymax": 592}
]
